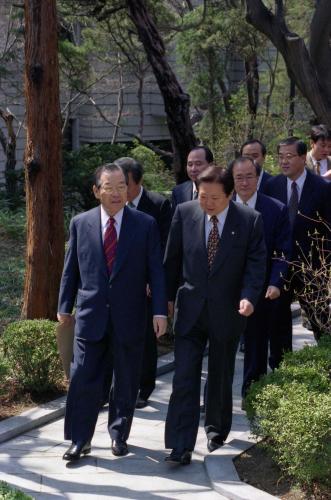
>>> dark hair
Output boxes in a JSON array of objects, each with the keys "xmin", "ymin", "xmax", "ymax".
[
  {"xmin": 228, "ymin": 156, "xmax": 261, "ymax": 177},
  {"xmin": 240, "ymin": 139, "xmax": 266, "ymax": 157},
  {"xmin": 94, "ymin": 163, "xmax": 128, "ymax": 187},
  {"xmin": 310, "ymin": 124, "xmax": 331, "ymax": 143},
  {"xmin": 277, "ymin": 137, "xmax": 307, "ymax": 156},
  {"xmin": 189, "ymin": 146, "xmax": 214, "ymax": 164},
  {"xmin": 196, "ymin": 165, "xmax": 234, "ymax": 196},
  {"xmin": 115, "ymin": 157, "xmax": 143, "ymax": 184}
]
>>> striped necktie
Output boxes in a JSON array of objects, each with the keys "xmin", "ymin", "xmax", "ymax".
[
  {"xmin": 104, "ymin": 217, "xmax": 117, "ymax": 275},
  {"xmin": 315, "ymin": 161, "xmax": 321, "ymax": 175}
]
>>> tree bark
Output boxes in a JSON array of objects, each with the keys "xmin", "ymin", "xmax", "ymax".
[
  {"xmin": 0, "ymin": 109, "xmax": 17, "ymax": 201},
  {"xmin": 244, "ymin": 53, "xmax": 259, "ymax": 138},
  {"xmin": 126, "ymin": 0, "xmax": 197, "ymax": 182},
  {"xmin": 22, "ymin": 0, "xmax": 64, "ymax": 320},
  {"xmin": 245, "ymin": 0, "xmax": 331, "ymax": 127}
]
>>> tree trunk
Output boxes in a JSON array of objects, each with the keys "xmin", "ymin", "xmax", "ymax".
[
  {"xmin": 22, "ymin": 0, "xmax": 64, "ymax": 320},
  {"xmin": 245, "ymin": 53, "xmax": 259, "ymax": 139},
  {"xmin": 0, "ymin": 109, "xmax": 17, "ymax": 201},
  {"xmin": 245, "ymin": 0, "xmax": 331, "ymax": 127},
  {"xmin": 126, "ymin": 0, "xmax": 197, "ymax": 182}
]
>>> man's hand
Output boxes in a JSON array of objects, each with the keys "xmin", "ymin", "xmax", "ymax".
[
  {"xmin": 238, "ymin": 299, "xmax": 254, "ymax": 317},
  {"xmin": 168, "ymin": 301, "xmax": 174, "ymax": 318},
  {"xmin": 153, "ymin": 317, "xmax": 167, "ymax": 338},
  {"xmin": 57, "ymin": 313, "xmax": 75, "ymax": 327},
  {"xmin": 322, "ymin": 169, "xmax": 331, "ymax": 180},
  {"xmin": 265, "ymin": 285, "xmax": 280, "ymax": 300}
]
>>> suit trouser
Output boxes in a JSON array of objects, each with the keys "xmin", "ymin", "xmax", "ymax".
[
  {"xmin": 138, "ymin": 299, "xmax": 157, "ymax": 401},
  {"xmin": 165, "ymin": 305, "xmax": 240, "ymax": 451},
  {"xmin": 64, "ymin": 323, "xmax": 144, "ymax": 444},
  {"xmin": 242, "ymin": 298, "xmax": 275, "ymax": 397}
]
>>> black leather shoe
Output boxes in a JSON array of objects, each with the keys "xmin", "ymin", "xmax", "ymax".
[
  {"xmin": 63, "ymin": 441, "xmax": 91, "ymax": 461},
  {"xmin": 207, "ymin": 438, "xmax": 224, "ymax": 453},
  {"xmin": 111, "ymin": 439, "xmax": 128, "ymax": 456},
  {"xmin": 136, "ymin": 397, "xmax": 148, "ymax": 409},
  {"xmin": 165, "ymin": 449, "xmax": 192, "ymax": 465}
]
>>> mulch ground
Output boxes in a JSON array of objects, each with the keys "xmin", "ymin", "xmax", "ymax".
[{"xmin": 234, "ymin": 443, "xmax": 330, "ymax": 499}]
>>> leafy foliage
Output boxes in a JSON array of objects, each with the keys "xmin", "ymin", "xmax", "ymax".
[
  {"xmin": 130, "ymin": 142, "xmax": 174, "ymax": 192},
  {"xmin": 246, "ymin": 337, "xmax": 331, "ymax": 487},
  {"xmin": 1, "ymin": 320, "xmax": 64, "ymax": 394},
  {"xmin": 0, "ymin": 482, "xmax": 32, "ymax": 500}
]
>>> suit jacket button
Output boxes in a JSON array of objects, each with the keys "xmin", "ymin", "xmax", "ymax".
[{"xmin": 106, "ymin": 304, "xmax": 110, "ymax": 308}]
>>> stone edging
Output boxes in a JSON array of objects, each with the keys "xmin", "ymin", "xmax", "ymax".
[{"xmin": 204, "ymin": 434, "xmax": 278, "ymax": 499}]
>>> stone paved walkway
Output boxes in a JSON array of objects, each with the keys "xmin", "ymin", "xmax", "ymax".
[{"xmin": 0, "ymin": 316, "xmax": 314, "ymax": 500}]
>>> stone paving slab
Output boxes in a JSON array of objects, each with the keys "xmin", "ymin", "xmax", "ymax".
[{"xmin": 0, "ymin": 312, "xmax": 314, "ymax": 500}]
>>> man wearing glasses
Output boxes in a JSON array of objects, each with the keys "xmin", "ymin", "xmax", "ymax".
[
  {"xmin": 58, "ymin": 163, "xmax": 167, "ymax": 461},
  {"xmin": 264, "ymin": 138, "xmax": 331, "ymax": 363},
  {"xmin": 230, "ymin": 157, "xmax": 290, "ymax": 402}
]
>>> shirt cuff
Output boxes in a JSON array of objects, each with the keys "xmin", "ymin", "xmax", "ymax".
[{"xmin": 153, "ymin": 315, "xmax": 167, "ymax": 319}]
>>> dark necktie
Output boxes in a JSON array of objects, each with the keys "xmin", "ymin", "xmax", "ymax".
[
  {"xmin": 288, "ymin": 181, "xmax": 299, "ymax": 227},
  {"xmin": 128, "ymin": 201, "xmax": 136, "ymax": 209},
  {"xmin": 315, "ymin": 161, "xmax": 321, "ymax": 175},
  {"xmin": 207, "ymin": 215, "xmax": 220, "ymax": 270},
  {"xmin": 193, "ymin": 190, "xmax": 198, "ymax": 200},
  {"xmin": 104, "ymin": 217, "xmax": 117, "ymax": 275}
]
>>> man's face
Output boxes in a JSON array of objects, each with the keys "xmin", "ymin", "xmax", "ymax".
[
  {"xmin": 278, "ymin": 144, "xmax": 306, "ymax": 180},
  {"xmin": 187, "ymin": 149, "xmax": 210, "ymax": 183},
  {"xmin": 93, "ymin": 170, "xmax": 127, "ymax": 215},
  {"xmin": 198, "ymin": 182, "xmax": 232, "ymax": 216},
  {"xmin": 242, "ymin": 142, "xmax": 265, "ymax": 167},
  {"xmin": 233, "ymin": 160, "xmax": 258, "ymax": 202},
  {"xmin": 126, "ymin": 172, "xmax": 141, "ymax": 202},
  {"xmin": 311, "ymin": 138, "xmax": 329, "ymax": 161}
]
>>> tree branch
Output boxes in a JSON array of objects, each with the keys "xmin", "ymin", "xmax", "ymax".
[{"xmin": 310, "ymin": 0, "xmax": 331, "ymax": 97}]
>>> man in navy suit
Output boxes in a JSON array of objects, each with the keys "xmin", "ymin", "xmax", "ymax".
[
  {"xmin": 230, "ymin": 157, "xmax": 291, "ymax": 399},
  {"xmin": 240, "ymin": 139, "xmax": 273, "ymax": 192},
  {"xmin": 164, "ymin": 166, "xmax": 266, "ymax": 464},
  {"xmin": 171, "ymin": 146, "xmax": 214, "ymax": 210},
  {"xmin": 116, "ymin": 157, "xmax": 171, "ymax": 408},
  {"xmin": 58, "ymin": 163, "xmax": 167, "ymax": 461},
  {"xmin": 264, "ymin": 137, "xmax": 331, "ymax": 363}
]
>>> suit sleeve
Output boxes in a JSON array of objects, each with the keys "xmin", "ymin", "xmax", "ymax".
[
  {"xmin": 147, "ymin": 218, "xmax": 168, "ymax": 316},
  {"xmin": 269, "ymin": 205, "xmax": 291, "ymax": 289},
  {"xmin": 163, "ymin": 206, "xmax": 183, "ymax": 302},
  {"xmin": 57, "ymin": 218, "xmax": 79, "ymax": 314},
  {"xmin": 240, "ymin": 213, "xmax": 267, "ymax": 306}
]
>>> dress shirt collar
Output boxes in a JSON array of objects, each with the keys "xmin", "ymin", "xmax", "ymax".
[
  {"xmin": 235, "ymin": 191, "xmax": 257, "ymax": 209},
  {"xmin": 310, "ymin": 154, "xmax": 328, "ymax": 175},
  {"xmin": 205, "ymin": 205, "xmax": 229, "ymax": 244},
  {"xmin": 100, "ymin": 204, "xmax": 124, "ymax": 238},
  {"xmin": 286, "ymin": 168, "xmax": 307, "ymax": 202},
  {"xmin": 128, "ymin": 185, "xmax": 143, "ymax": 208}
]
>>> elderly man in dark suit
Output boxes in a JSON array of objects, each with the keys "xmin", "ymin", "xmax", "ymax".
[
  {"xmin": 230, "ymin": 157, "xmax": 291, "ymax": 400},
  {"xmin": 264, "ymin": 137, "xmax": 331, "ymax": 364},
  {"xmin": 58, "ymin": 163, "xmax": 167, "ymax": 461},
  {"xmin": 164, "ymin": 166, "xmax": 266, "ymax": 465},
  {"xmin": 171, "ymin": 146, "xmax": 214, "ymax": 210},
  {"xmin": 115, "ymin": 156, "xmax": 171, "ymax": 408},
  {"xmin": 240, "ymin": 139, "xmax": 273, "ymax": 192}
]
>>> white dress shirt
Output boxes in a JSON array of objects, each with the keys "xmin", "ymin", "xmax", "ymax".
[
  {"xmin": 235, "ymin": 192, "xmax": 257, "ymax": 209},
  {"xmin": 127, "ymin": 186, "xmax": 143, "ymax": 209},
  {"xmin": 310, "ymin": 156, "xmax": 328, "ymax": 176},
  {"xmin": 204, "ymin": 206, "xmax": 229, "ymax": 245},
  {"xmin": 100, "ymin": 205, "xmax": 124, "ymax": 241},
  {"xmin": 286, "ymin": 169, "xmax": 307, "ymax": 204}
]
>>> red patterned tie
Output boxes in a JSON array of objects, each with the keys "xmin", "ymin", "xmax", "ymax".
[
  {"xmin": 104, "ymin": 217, "xmax": 117, "ymax": 275},
  {"xmin": 207, "ymin": 215, "xmax": 220, "ymax": 270}
]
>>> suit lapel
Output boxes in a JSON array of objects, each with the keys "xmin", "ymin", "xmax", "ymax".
[
  {"xmin": 87, "ymin": 206, "xmax": 108, "ymax": 279},
  {"xmin": 110, "ymin": 206, "xmax": 137, "ymax": 282},
  {"xmin": 183, "ymin": 181, "xmax": 193, "ymax": 202},
  {"xmin": 191, "ymin": 204, "xmax": 209, "ymax": 273},
  {"xmin": 209, "ymin": 202, "xmax": 240, "ymax": 276},
  {"xmin": 299, "ymin": 170, "xmax": 315, "ymax": 211}
]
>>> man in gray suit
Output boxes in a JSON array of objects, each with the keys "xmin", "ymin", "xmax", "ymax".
[{"xmin": 164, "ymin": 166, "xmax": 266, "ymax": 465}]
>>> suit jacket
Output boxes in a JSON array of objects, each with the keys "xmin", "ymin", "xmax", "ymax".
[
  {"xmin": 255, "ymin": 193, "xmax": 291, "ymax": 289},
  {"xmin": 264, "ymin": 169, "xmax": 331, "ymax": 263},
  {"xmin": 306, "ymin": 151, "xmax": 331, "ymax": 174},
  {"xmin": 164, "ymin": 200, "xmax": 266, "ymax": 339},
  {"xmin": 171, "ymin": 180, "xmax": 193, "ymax": 211},
  {"xmin": 258, "ymin": 170, "xmax": 273, "ymax": 193},
  {"xmin": 58, "ymin": 205, "xmax": 167, "ymax": 343},
  {"xmin": 137, "ymin": 188, "xmax": 171, "ymax": 255}
]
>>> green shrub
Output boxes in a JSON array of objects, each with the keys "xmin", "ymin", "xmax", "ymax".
[
  {"xmin": 0, "ymin": 481, "xmax": 33, "ymax": 499},
  {"xmin": 1, "ymin": 320, "xmax": 63, "ymax": 394},
  {"xmin": 129, "ymin": 143, "xmax": 174, "ymax": 193},
  {"xmin": 251, "ymin": 383, "xmax": 331, "ymax": 486},
  {"xmin": 246, "ymin": 341, "xmax": 331, "ymax": 487},
  {"xmin": 0, "ymin": 351, "xmax": 10, "ymax": 397}
]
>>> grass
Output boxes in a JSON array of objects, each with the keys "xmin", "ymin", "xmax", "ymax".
[{"xmin": 0, "ymin": 209, "xmax": 25, "ymax": 335}]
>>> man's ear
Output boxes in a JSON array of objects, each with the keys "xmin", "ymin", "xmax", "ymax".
[{"xmin": 93, "ymin": 185, "xmax": 100, "ymax": 201}]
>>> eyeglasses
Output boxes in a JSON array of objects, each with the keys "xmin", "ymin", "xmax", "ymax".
[
  {"xmin": 278, "ymin": 154, "xmax": 299, "ymax": 162},
  {"xmin": 99, "ymin": 184, "xmax": 127, "ymax": 193},
  {"xmin": 233, "ymin": 175, "xmax": 257, "ymax": 183}
]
